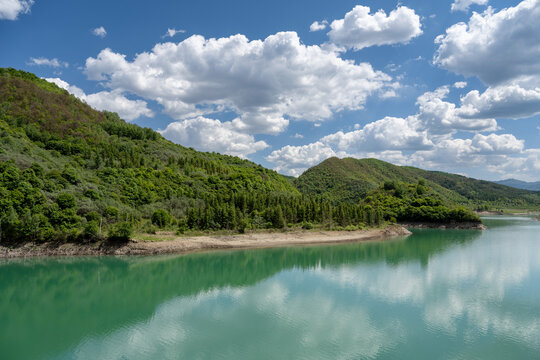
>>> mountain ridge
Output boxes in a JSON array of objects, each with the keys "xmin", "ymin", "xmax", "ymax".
[
  {"xmin": 295, "ymin": 157, "xmax": 540, "ymax": 209},
  {"xmin": 495, "ymin": 178, "xmax": 540, "ymax": 191}
]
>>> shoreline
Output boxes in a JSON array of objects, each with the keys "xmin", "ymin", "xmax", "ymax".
[
  {"xmin": 400, "ymin": 221, "xmax": 487, "ymax": 230},
  {"xmin": 0, "ymin": 225, "xmax": 411, "ymax": 259}
]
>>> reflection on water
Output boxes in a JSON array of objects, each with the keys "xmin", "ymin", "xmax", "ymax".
[{"xmin": 1, "ymin": 217, "xmax": 540, "ymax": 359}]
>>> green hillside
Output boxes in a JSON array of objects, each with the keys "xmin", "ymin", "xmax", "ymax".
[
  {"xmin": 295, "ymin": 157, "xmax": 540, "ymax": 209},
  {"xmin": 0, "ymin": 68, "xmax": 402, "ymax": 244}
]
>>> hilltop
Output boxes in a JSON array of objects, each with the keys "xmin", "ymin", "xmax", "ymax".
[{"xmin": 295, "ymin": 157, "xmax": 540, "ymax": 209}]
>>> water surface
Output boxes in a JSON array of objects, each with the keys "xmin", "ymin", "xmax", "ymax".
[{"xmin": 1, "ymin": 216, "xmax": 539, "ymax": 359}]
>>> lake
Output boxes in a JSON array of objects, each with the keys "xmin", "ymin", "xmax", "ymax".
[{"xmin": 1, "ymin": 216, "xmax": 539, "ymax": 359}]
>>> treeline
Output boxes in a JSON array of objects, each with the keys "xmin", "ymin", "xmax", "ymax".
[
  {"xmin": 363, "ymin": 180, "xmax": 481, "ymax": 224},
  {"xmin": 0, "ymin": 160, "xmax": 387, "ymax": 244}
]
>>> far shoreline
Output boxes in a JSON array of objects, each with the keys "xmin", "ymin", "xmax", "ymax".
[{"xmin": 0, "ymin": 225, "xmax": 412, "ymax": 259}]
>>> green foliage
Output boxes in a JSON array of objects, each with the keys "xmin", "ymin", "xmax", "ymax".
[
  {"xmin": 83, "ymin": 189, "xmax": 99, "ymax": 200},
  {"xmin": 103, "ymin": 206, "xmax": 119, "ymax": 220},
  {"xmin": 296, "ymin": 157, "xmax": 540, "ymax": 209},
  {"xmin": 302, "ymin": 222, "xmax": 313, "ymax": 230},
  {"xmin": 83, "ymin": 221, "xmax": 100, "ymax": 241},
  {"xmin": 56, "ymin": 193, "xmax": 76, "ymax": 209},
  {"xmin": 108, "ymin": 222, "xmax": 133, "ymax": 242},
  {"xmin": 362, "ymin": 181, "xmax": 481, "ymax": 224},
  {"xmin": 151, "ymin": 209, "xmax": 171, "ymax": 228}
]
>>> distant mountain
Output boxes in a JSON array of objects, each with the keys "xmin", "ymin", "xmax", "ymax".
[
  {"xmin": 495, "ymin": 179, "xmax": 540, "ymax": 191},
  {"xmin": 295, "ymin": 157, "xmax": 540, "ymax": 208}
]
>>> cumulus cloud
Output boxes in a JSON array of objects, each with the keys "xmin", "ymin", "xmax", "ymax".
[
  {"xmin": 454, "ymin": 81, "xmax": 467, "ymax": 89},
  {"xmin": 415, "ymin": 86, "xmax": 498, "ymax": 134},
  {"xmin": 458, "ymin": 85, "xmax": 540, "ymax": 120},
  {"xmin": 267, "ymin": 115, "xmax": 432, "ymax": 176},
  {"xmin": 84, "ymin": 32, "xmax": 393, "ymax": 134},
  {"xmin": 322, "ymin": 116, "xmax": 432, "ymax": 152},
  {"xmin": 309, "ymin": 20, "xmax": 327, "ymax": 32},
  {"xmin": 266, "ymin": 142, "xmax": 339, "ymax": 176},
  {"xmin": 28, "ymin": 57, "xmax": 68, "ymax": 68},
  {"xmin": 327, "ymin": 5, "xmax": 422, "ymax": 50},
  {"xmin": 162, "ymin": 28, "xmax": 185, "ymax": 38},
  {"xmin": 92, "ymin": 26, "xmax": 107, "ymax": 38},
  {"xmin": 412, "ymin": 134, "xmax": 524, "ymax": 168},
  {"xmin": 488, "ymin": 149, "xmax": 540, "ymax": 180},
  {"xmin": 266, "ymin": 85, "xmax": 535, "ymax": 177},
  {"xmin": 451, "ymin": 0, "xmax": 489, "ymax": 12},
  {"xmin": 159, "ymin": 117, "xmax": 268, "ymax": 158},
  {"xmin": 435, "ymin": 1, "xmax": 540, "ymax": 87},
  {"xmin": 45, "ymin": 77, "xmax": 153, "ymax": 121},
  {"xmin": 0, "ymin": 0, "xmax": 33, "ymax": 20}
]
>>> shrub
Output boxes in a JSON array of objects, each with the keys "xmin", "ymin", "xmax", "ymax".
[
  {"xmin": 103, "ymin": 206, "xmax": 119, "ymax": 220},
  {"xmin": 83, "ymin": 189, "xmax": 99, "ymax": 200},
  {"xmin": 151, "ymin": 209, "xmax": 171, "ymax": 228},
  {"xmin": 177, "ymin": 218, "xmax": 187, "ymax": 234},
  {"xmin": 108, "ymin": 222, "xmax": 133, "ymax": 242},
  {"xmin": 61, "ymin": 167, "xmax": 79, "ymax": 184},
  {"xmin": 85, "ymin": 211, "xmax": 100, "ymax": 222},
  {"xmin": 83, "ymin": 220, "xmax": 100, "ymax": 240},
  {"xmin": 302, "ymin": 222, "xmax": 313, "ymax": 230},
  {"xmin": 56, "ymin": 193, "xmax": 76, "ymax": 209}
]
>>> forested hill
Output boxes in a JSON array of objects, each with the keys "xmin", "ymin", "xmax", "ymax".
[
  {"xmin": 0, "ymin": 68, "xmax": 483, "ymax": 244},
  {"xmin": 295, "ymin": 157, "xmax": 540, "ymax": 209},
  {"xmin": 0, "ymin": 68, "xmax": 304, "ymax": 243}
]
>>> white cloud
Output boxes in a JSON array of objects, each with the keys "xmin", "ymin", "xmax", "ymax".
[
  {"xmin": 412, "ymin": 133, "xmax": 524, "ymax": 167},
  {"xmin": 293, "ymin": 133, "xmax": 304, "ymax": 139},
  {"xmin": 28, "ymin": 57, "xmax": 68, "ymax": 68},
  {"xmin": 162, "ymin": 28, "xmax": 185, "ymax": 38},
  {"xmin": 309, "ymin": 20, "xmax": 327, "ymax": 32},
  {"xmin": 435, "ymin": 1, "xmax": 540, "ymax": 87},
  {"xmin": 45, "ymin": 77, "xmax": 153, "ymax": 121},
  {"xmin": 451, "ymin": 0, "xmax": 489, "ymax": 12},
  {"xmin": 159, "ymin": 117, "xmax": 268, "ymax": 158},
  {"xmin": 0, "ymin": 0, "xmax": 33, "ymax": 20},
  {"xmin": 85, "ymin": 90, "xmax": 154, "ymax": 121},
  {"xmin": 454, "ymin": 81, "xmax": 467, "ymax": 89},
  {"xmin": 266, "ymin": 142, "xmax": 339, "ymax": 176},
  {"xmin": 322, "ymin": 116, "xmax": 432, "ymax": 153},
  {"xmin": 266, "ymin": 85, "xmax": 535, "ymax": 177},
  {"xmin": 84, "ymin": 32, "xmax": 393, "ymax": 134},
  {"xmin": 415, "ymin": 86, "xmax": 498, "ymax": 134},
  {"xmin": 490, "ymin": 149, "xmax": 540, "ymax": 180},
  {"xmin": 328, "ymin": 5, "xmax": 423, "ymax": 50},
  {"xmin": 458, "ymin": 85, "xmax": 540, "ymax": 120},
  {"xmin": 92, "ymin": 26, "xmax": 107, "ymax": 38}
]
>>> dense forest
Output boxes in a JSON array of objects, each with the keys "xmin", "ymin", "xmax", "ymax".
[
  {"xmin": 296, "ymin": 157, "xmax": 540, "ymax": 209},
  {"xmin": 0, "ymin": 68, "xmax": 497, "ymax": 245}
]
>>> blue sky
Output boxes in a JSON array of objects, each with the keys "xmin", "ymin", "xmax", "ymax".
[{"xmin": 1, "ymin": 0, "xmax": 539, "ymax": 180}]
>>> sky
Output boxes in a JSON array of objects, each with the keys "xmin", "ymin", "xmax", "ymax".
[{"xmin": 1, "ymin": 0, "xmax": 539, "ymax": 181}]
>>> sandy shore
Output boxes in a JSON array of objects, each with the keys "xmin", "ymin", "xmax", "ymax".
[{"xmin": 0, "ymin": 225, "xmax": 411, "ymax": 258}]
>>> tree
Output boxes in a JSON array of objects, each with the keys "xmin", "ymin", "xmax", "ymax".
[
  {"xmin": 56, "ymin": 193, "xmax": 76, "ymax": 209},
  {"xmin": 151, "ymin": 209, "xmax": 171, "ymax": 228}
]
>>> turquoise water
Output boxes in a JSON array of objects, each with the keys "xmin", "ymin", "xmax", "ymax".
[{"xmin": 1, "ymin": 216, "xmax": 540, "ymax": 359}]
